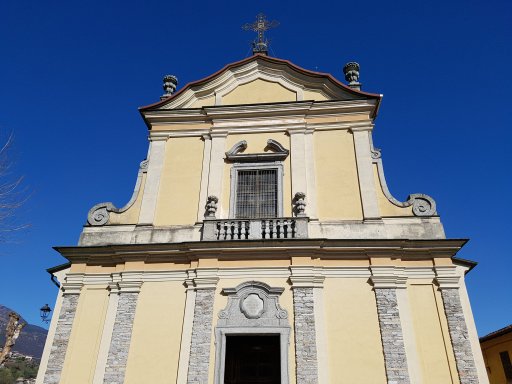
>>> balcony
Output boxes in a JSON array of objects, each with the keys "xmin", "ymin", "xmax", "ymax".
[
  {"xmin": 202, "ymin": 217, "xmax": 308, "ymax": 241},
  {"xmin": 201, "ymin": 193, "xmax": 308, "ymax": 241}
]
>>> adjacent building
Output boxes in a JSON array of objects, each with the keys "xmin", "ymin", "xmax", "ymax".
[
  {"xmin": 37, "ymin": 51, "xmax": 488, "ymax": 384},
  {"xmin": 481, "ymin": 325, "xmax": 512, "ymax": 384}
]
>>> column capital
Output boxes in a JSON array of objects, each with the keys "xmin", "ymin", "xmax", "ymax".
[
  {"xmin": 61, "ymin": 282, "xmax": 83, "ymax": 295},
  {"xmin": 193, "ymin": 268, "xmax": 219, "ymax": 289},
  {"xmin": 289, "ymin": 266, "xmax": 324, "ymax": 288},
  {"xmin": 349, "ymin": 123, "xmax": 374, "ymax": 133},
  {"xmin": 370, "ymin": 266, "xmax": 407, "ymax": 289},
  {"xmin": 287, "ymin": 127, "xmax": 307, "ymax": 135},
  {"xmin": 193, "ymin": 277, "xmax": 219, "ymax": 289},
  {"xmin": 117, "ymin": 281, "xmax": 143, "ymax": 293},
  {"xmin": 434, "ymin": 265, "xmax": 460, "ymax": 289},
  {"xmin": 117, "ymin": 271, "xmax": 143, "ymax": 293},
  {"xmin": 148, "ymin": 133, "xmax": 169, "ymax": 141},
  {"xmin": 61, "ymin": 273, "xmax": 84, "ymax": 295},
  {"xmin": 209, "ymin": 130, "xmax": 229, "ymax": 138}
]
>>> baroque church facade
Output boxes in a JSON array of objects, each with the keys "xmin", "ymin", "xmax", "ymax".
[{"xmin": 37, "ymin": 52, "xmax": 487, "ymax": 384}]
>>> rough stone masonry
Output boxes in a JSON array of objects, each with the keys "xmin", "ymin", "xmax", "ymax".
[
  {"xmin": 43, "ymin": 294, "xmax": 79, "ymax": 384},
  {"xmin": 187, "ymin": 289, "xmax": 216, "ymax": 384},
  {"xmin": 103, "ymin": 292, "xmax": 139, "ymax": 384},
  {"xmin": 441, "ymin": 289, "xmax": 479, "ymax": 384},
  {"xmin": 374, "ymin": 288, "xmax": 411, "ymax": 384},
  {"xmin": 293, "ymin": 287, "xmax": 319, "ymax": 384}
]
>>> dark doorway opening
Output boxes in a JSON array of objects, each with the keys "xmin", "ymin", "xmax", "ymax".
[{"xmin": 224, "ymin": 335, "xmax": 281, "ymax": 384}]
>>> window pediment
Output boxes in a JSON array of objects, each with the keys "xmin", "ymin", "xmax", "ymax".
[{"xmin": 225, "ymin": 139, "xmax": 289, "ymax": 162}]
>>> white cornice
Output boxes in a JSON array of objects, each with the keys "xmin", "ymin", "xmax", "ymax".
[
  {"xmin": 157, "ymin": 59, "xmax": 364, "ymax": 110},
  {"xmin": 142, "ymin": 100, "xmax": 377, "ymax": 130},
  {"xmin": 61, "ymin": 266, "xmax": 449, "ymax": 288}
]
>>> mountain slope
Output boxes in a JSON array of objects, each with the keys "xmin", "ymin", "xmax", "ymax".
[{"xmin": 0, "ymin": 305, "xmax": 48, "ymax": 359}]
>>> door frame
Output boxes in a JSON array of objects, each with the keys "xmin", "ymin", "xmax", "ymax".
[{"xmin": 214, "ymin": 327, "xmax": 290, "ymax": 384}]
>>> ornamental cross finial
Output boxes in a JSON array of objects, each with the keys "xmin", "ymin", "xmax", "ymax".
[{"xmin": 242, "ymin": 13, "xmax": 279, "ymax": 55}]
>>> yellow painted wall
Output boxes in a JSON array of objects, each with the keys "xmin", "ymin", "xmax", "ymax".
[
  {"xmin": 481, "ymin": 332, "xmax": 512, "ymax": 384},
  {"xmin": 209, "ymin": 277, "xmax": 296, "ymax": 383},
  {"xmin": 109, "ymin": 173, "xmax": 147, "ymax": 225},
  {"xmin": 223, "ymin": 79, "xmax": 297, "ymax": 105},
  {"xmin": 408, "ymin": 284, "xmax": 459, "ymax": 384},
  {"xmin": 314, "ymin": 130, "xmax": 363, "ymax": 220},
  {"xmin": 124, "ymin": 281, "xmax": 187, "ymax": 384},
  {"xmin": 324, "ymin": 278, "xmax": 387, "ymax": 383},
  {"xmin": 60, "ymin": 287, "xmax": 109, "ymax": 384},
  {"xmin": 374, "ymin": 165, "xmax": 414, "ymax": 217},
  {"xmin": 223, "ymin": 132, "xmax": 292, "ymax": 217},
  {"xmin": 154, "ymin": 137, "xmax": 204, "ymax": 225}
]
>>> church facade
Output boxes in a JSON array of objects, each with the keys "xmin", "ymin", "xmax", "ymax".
[{"xmin": 37, "ymin": 53, "xmax": 488, "ymax": 384}]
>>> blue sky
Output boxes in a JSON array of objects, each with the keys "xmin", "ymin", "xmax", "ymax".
[{"xmin": 0, "ymin": 0, "xmax": 510, "ymax": 335}]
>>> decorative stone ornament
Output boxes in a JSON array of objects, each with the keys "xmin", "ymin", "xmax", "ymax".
[
  {"xmin": 225, "ymin": 139, "xmax": 289, "ymax": 162},
  {"xmin": 343, "ymin": 61, "xmax": 361, "ymax": 89},
  {"xmin": 162, "ymin": 74, "xmax": 178, "ymax": 96},
  {"xmin": 293, "ymin": 192, "xmax": 307, "ymax": 217},
  {"xmin": 218, "ymin": 281, "xmax": 288, "ymax": 327},
  {"xmin": 240, "ymin": 293, "xmax": 265, "ymax": 319},
  {"xmin": 205, "ymin": 195, "xmax": 219, "ymax": 218},
  {"xmin": 214, "ymin": 281, "xmax": 291, "ymax": 384}
]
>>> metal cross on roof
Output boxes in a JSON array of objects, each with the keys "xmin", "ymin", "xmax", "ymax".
[{"xmin": 242, "ymin": 13, "xmax": 279, "ymax": 55}]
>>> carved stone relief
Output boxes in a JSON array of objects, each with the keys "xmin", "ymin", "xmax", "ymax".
[
  {"xmin": 214, "ymin": 281, "xmax": 291, "ymax": 384},
  {"xmin": 218, "ymin": 281, "xmax": 289, "ymax": 327}
]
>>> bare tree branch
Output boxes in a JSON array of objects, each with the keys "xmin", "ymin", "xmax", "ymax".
[{"xmin": 0, "ymin": 132, "xmax": 29, "ymax": 242}]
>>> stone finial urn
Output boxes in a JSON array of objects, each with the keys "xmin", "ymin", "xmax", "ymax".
[
  {"xmin": 162, "ymin": 75, "xmax": 178, "ymax": 95},
  {"xmin": 343, "ymin": 62, "xmax": 361, "ymax": 88}
]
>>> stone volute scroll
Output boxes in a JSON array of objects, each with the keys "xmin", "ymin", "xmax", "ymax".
[
  {"xmin": 87, "ymin": 159, "xmax": 148, "ymax": 226},
  {"xmin": 370, "ymin": 140, "xmax": 438, "ymax": 217}
]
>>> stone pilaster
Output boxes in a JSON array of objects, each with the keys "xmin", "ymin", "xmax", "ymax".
[
  {"xmin": 43, "ymin": 279, "xmax": 82, "ymax": 384},
  {"xmin": 290, "ymin": 267, "xmax": 322, "ymax": 384},
  {"xmin": 351, "ymin": 125, "xmax": 380, "ymax": 220},
  {"xmin": 292, "ymin": 287, "xmax": 318, "ymax": 384},
  {"xmin": 371, "ymin": 267, "xmax": 410, "ymax": 384},
  {"xmin": 436, "ymin": 268, "xmax": 479, "ymax": 384},
  {"xmin": 103, "ymin": 275, "xmax": 142, "ymax": 384},
  {"xmin": 187, "ymin": 274, "xmax": 219, "ymax": 384}
]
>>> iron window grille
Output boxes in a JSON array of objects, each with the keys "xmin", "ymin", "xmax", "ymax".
[{"xmin": 230, "ymin": 163, "xmax": 284, "ymax": 219}]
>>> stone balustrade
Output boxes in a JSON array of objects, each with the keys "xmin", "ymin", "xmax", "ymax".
[{"xmin": 202, "ymin": 217, "xmax": 309, "ymax": 240}]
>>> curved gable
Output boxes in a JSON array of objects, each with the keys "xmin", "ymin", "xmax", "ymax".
[{"xmin": 140, "ymin": 55, "xmax": 380, "ymax": 111}]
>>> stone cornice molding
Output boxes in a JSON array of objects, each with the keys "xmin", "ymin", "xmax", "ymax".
[
  {"xmin": 142, "ymin": 99, "xmax": 378, "ymax": 129},
  {"xmin": 55, "ymin": 238, "xmax": 468, "ymax": 264}
]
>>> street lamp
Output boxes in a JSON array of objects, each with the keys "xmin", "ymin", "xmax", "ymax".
[{"xmin": 40, "ymin": 304, "xmax": 52, "ymax": 323}]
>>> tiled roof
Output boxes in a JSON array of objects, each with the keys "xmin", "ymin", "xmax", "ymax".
[{"xmin": 480, "ymin": 324, "xmax": 512, "ymax": 343}]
